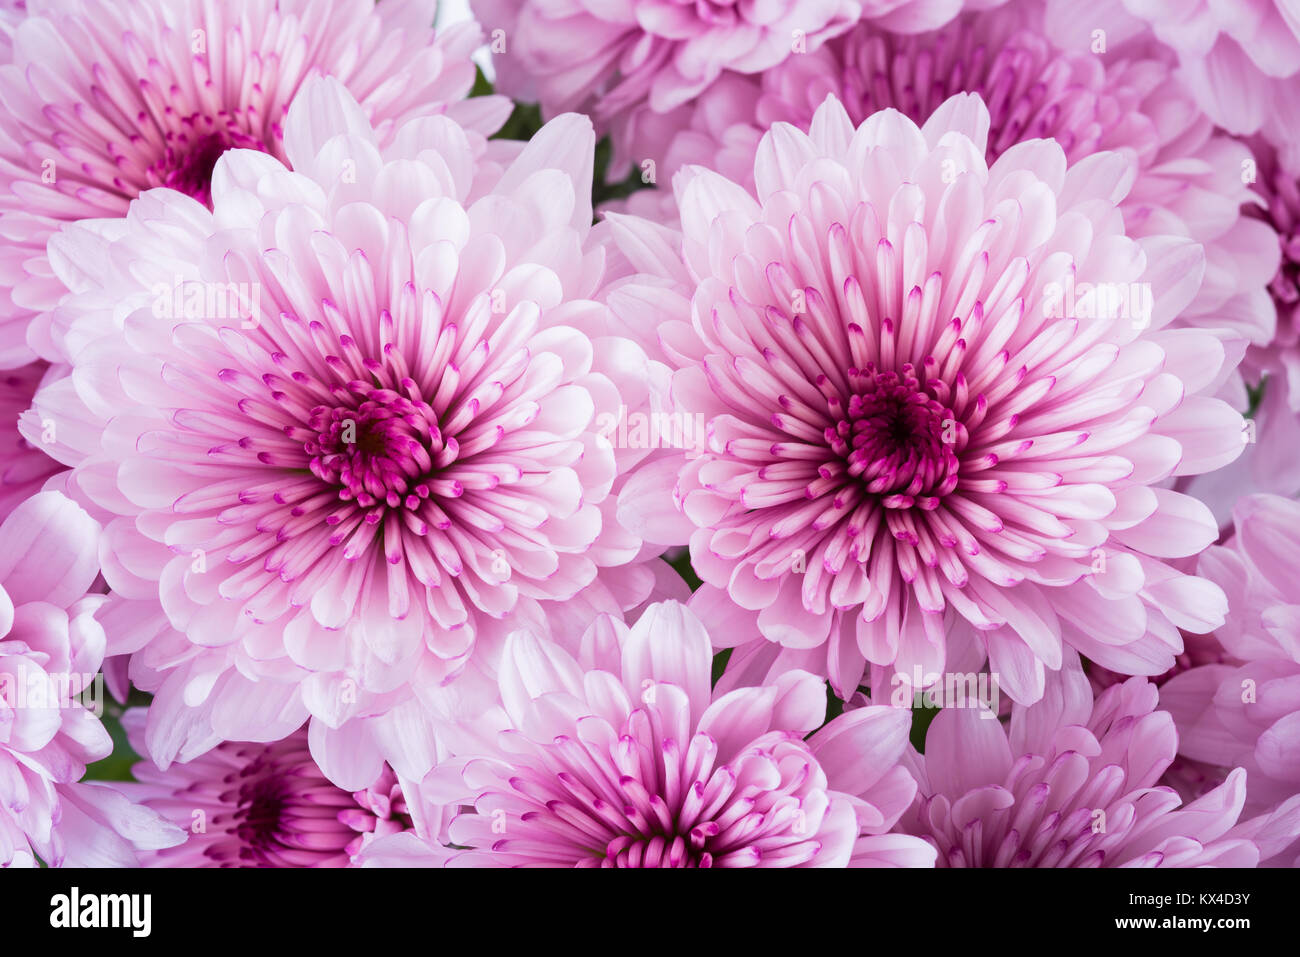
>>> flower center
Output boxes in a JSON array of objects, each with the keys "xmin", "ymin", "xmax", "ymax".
[
  {"xmin": 237, "ymin": 785, "xmax": 289, "ymax": 854},
  {"xmin": 602, "ymin": 833, "xmax": 708, "ymax": 868},
  {"xmin": 304, "ymin": 386, "xmax": 446, "ymax": 510},
  {"xmin": 1259, "ymin": 172, "xmax": 1300, "ymax": 308},
  {"xmin": 219, "ymin": 750, "xmax": 412, "ymax": 866},
  {"xmin": 826, "ymin": 364, "xmax": 960, "ymax": 510},
  {"xmin": 495, "ymin": 726, "xmax": 829, "ymax": 868},
  {"xmin": 155, "ymin": 122, "xmax": 266, "ymax": 207}
]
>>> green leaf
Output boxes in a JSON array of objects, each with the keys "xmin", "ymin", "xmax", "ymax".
[
  {"xmin": 83, "ymin": 689, "xmax": 152, "ymax": 782},
  {"xmin": 910, "ymin": 703, "xmax": 941, "ymax": 753},
  {"xmin": 667, "ymin": 549, "xmax": 703, "ymax": 592},
  {"xmin": 592, "ymin": 135, "xmax": 654, "ymax": 209},
  {"xmin": 492, "ymin": 100, "xmax": 543, "ymax": 143},
  {"xmin": 711, "ymin": 648, "xmax": 732, "ymax": 688},
  {"xmin": 470, "ymin": 65, "xmax": 494, "ymax": 99}
]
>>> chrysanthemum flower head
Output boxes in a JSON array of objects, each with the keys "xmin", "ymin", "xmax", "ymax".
[
  {"xmin": 613, "ymin": 93, "xmax": 1244, "ymax": 704},
  {"xmin": 123, "ymin": 713, "xmax": 430, "ymax": 867},
  {"xmin": 474, "ymin": 0, "xmax": 981, "ymax": 176},
  {"xmin": 473, "ymin": 0, "xmax": 861, "ymax": 115},
  {"xmin": 0, "ymin": 491, "xmax": 184, "ymax": 866},
  {"xmin": 1160, "ymin": 493, "xmax": 1300, "ymax": 864},
  {"xmin": 1241, "ymin": 137, "xmax": 1300, "ymax": 400},
  {"xmin": 29, "ymin": 76, "xmax": 660, "ymax": 788},
  {"xmin": 1179, "ymin": 131, "xmax": 1300, "ymax": 518},
  {"xmin": 899, "ymin": 655, "xmax": 1300, "ymax": 866},
  {"xmin": 619, "ymin": 1, "xmax": 1277, "ymax": 400},
  {"xmin": 0, "ymin": 0, "xmax": 510, "ymax": 367},
  {"xmin": 1051, "ymin": 0, "xmax": 1300, "ymax": 162},
  {"xmin": 378, "ymin": 601, "xmax": 935, "ymax": 867}
]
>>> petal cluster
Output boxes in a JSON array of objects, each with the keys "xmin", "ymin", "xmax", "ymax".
[
  {"xmin": 612, "ymin": 95, "xmax": 1239, "ymax": 703},
  {"xmin": 0, "ymin": 492, "xmax": 183, "ymax": 866},
  {"xmin": 1160, "ymin": 494, "xmax": 1300, "ymax": 865},
  {"xmin": 0, "ymin": 0, "xmax": 510, "ymax": 365},
  {"xmin": 30, "ymin": 78, "xmax": 659, "ymax": 786},
  {"xmin": 900, "ymin": 658, "xmax": 1300, "ymax": 866},
  {"xmin": 391, "ymin": 602, "xmax": 934, "ymax": 867},
  {"xmin": 125, "ymin": 714, "xmax": 420, "ymax": 867}
]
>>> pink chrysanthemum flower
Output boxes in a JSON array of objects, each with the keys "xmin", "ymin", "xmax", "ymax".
[
  {"xmin": 1160, "ymin": 494, "xmax": 1300, "ymax": 865},
  {"xmin": 1181, "ymin": 136, "xmax": 1300, "ymax": 520},
  {"xmin": 28, "ymin": 77, "xmax": 660, "ymax": 788},
  {"xmin": 611, "ymin": 94, "xmax": 1245, "ymax": 705},
  {"xmin": 472, "ymin": 0, "xmax": 859, "ymax": 117},
  {"xmin": 899, "ymin": 656, "xmax": 1300, "ymax": 866},
  {"xmin": 618, "ymin": 0, "xmax": 1277, "ymax": 401},
  {"xmin": 375, "ymin": 601, "xmax": 935, "ymax": 868},
  {"xmin": 473, "ymin": 0, "xmax": 990, "ymax": 174},
  {"xmin": 122, "ymin": 713, "xmax": 429, "ymax": 867},
  {"xmin": 1242, "ymin": 138, "xmax": 1300, "ymax": 403},
  {"xmin": 0, "ymin": 491, "xmax": 184, "ymax": 866},
  {"xmin": 0, "ymin": 362, "xmax": 63, "ymax": 521},
  {"xmin": 1046, "ymin": 0, "xmax": 1300, "ymax": 163},
  {"xmin": 0, "ymin": 0, "xmax": 510, "ymax": 368}
]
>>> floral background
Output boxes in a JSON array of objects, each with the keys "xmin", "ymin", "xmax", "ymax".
[{"xmin": 2, "ymin": 0, "xmax": 1300, "ymax": 867}]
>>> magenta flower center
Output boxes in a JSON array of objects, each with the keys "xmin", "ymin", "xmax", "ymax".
[
  {"xmin": 488, "ymin": 722, "xmax": 831, "ymax": 868},
  {"xmin": 1254, "ymin": 169, "xmax": 1300, "ymax": 308},
  {"xmin": 206, "ymin": 744, "xmax": 411, "ymax": 867},
  {"xmin": 827, "ymin": 364, "xmax": 961, "ymax": 510},
  {"xmin": 303, "ymin": 386, "xmax": 450, "ymax": 510},
  {"xmin": 156, "ymin": 124, "xmax": 265, "ymax": 207}
]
